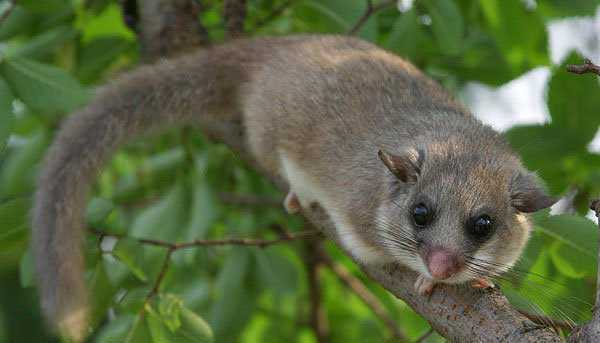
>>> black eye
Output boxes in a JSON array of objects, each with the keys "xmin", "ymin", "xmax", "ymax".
[
  {"xmin": 468, "ymin": 215, "xmax": 494, "ymax": 240},
  {"xmin": 412, "ymin": 203, "xmax": 430, "ymax": 228}
]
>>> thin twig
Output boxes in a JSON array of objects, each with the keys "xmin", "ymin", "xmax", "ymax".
[
  {"xmin": 224, "ymin": 0, "xmax": 247, "ymax": 38},
  {"xmin": 219, "ymin": 192, "xmax": 282, "ymax": 207},
  {"xmin": 0, "ymin": 0, "xmax": 15, "ymax": 25},
  {"xmin": 253, "ymin": 0, "xmax": 295, "ymax": 29},
  {"xmin": 318, "ymin": 248, "xmax": 409, "ymax": 342},
  {"xmin": 518, "ymin": 310, "xmax": 573, "ymax": 333},
  {"xmin": 305, "ymin": 240, "xmax": 330, "ymax": 343},
  {"xmin": 348, "ymin": 0, "xmax": 395, "ymax": 35},
  {"xmin": 146, "ymin": 247, "xmax": 175, "ymax": 301},
  {"xmin": 566, "ymin": 58, "xmax": 600, "ymax": 76},
  {"xmin": 89, "ymin": 227, "xmax": 322, "ymax": 250},
  {"xmin": 415, "ymin": 328, "xmax": 434, "ymax": 343}
]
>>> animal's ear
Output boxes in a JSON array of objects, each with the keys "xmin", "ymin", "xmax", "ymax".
[
  {"xmin": 510, "ymin": 171, "xmax": 556, "ymax": 213},
  {"xmin": 378, "ymin": 148, "xmax": 423, "ymax": 183}
]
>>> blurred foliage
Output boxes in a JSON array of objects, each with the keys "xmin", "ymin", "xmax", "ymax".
[{"xmin": 1, "ymin": 0, "xmax": 600, "ymax": 342}]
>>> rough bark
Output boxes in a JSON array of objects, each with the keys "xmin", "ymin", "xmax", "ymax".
[{"xmin": 136, "ymin": 0, "xmax": 209, "ymax": 62}]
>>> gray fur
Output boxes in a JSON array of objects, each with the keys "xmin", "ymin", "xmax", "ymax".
[{"xmin": 33, "ymin": 35, "xmax": 553, "ymax": 339}]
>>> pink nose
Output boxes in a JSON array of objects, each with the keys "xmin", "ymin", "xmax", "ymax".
[{"xmin": 426, "ymin": 248, "xmax": 463, "ymax": 280}]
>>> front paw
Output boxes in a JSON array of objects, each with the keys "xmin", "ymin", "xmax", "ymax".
[
  {"xmin": 283, "ymin": 192, "xmax": 301, "ymax": 214},
  {"xmin": 471, "ymin": 277, "xmax": 494, "ymax": 290},
  {"xmin": 414, "ymin": 275, "xmax": 436, "ymax": 296}
]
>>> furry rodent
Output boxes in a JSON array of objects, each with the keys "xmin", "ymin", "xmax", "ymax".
[{"xmin": 32, "ymin": 35, "xmax": 554, "ymax": 340}]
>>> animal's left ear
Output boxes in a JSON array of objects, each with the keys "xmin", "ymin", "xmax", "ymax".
[
  {"xmin": 378, "ymin": 148, "xmax": 423, "ymax": 183},
  {"xmin": 510, "ymin": 171, "xmax": 556, "ymax": 213}
]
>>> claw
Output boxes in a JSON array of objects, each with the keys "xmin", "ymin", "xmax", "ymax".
[
  {"xmin": 284, "ymin": 191, "xmax": 301, "ymax": 214},
  {"xmin": 415, "ymin": 275, "xmax": 436, "ymax": 296},
  {"xmin": 471, "ymin": 277, "xmax": 494, "ymax": 289}
]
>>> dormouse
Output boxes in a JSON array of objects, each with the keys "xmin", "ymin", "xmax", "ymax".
[{"xmin": 32, "ymin": 35, "xmax": 554, "ymax": 340}]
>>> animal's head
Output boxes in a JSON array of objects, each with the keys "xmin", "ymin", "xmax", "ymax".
[{"xmin": 375, "ymin": 144, "xmax": 554, "ymax": 284}]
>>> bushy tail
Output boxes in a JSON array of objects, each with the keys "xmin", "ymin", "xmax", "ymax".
[{"xmin": 32, "ymin": 44, "xmax": 248, "ymax": 341}]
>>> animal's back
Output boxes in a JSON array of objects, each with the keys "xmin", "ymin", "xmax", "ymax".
[{"xmin": 243, "ymin": 35, "xmax": 474, "ymax": 177}]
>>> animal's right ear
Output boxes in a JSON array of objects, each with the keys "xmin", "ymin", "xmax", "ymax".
[
  {"xmin": 510, "ymin": 171, "xmax": 556, "ymax": 213},
  {"xmin": 378, "ymin": 148, "xmax": 423, "ymax": 183}
]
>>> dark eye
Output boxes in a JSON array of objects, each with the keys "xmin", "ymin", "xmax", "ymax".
[
  {"xmin": 412, "ymin": 203, "xmax": 430, "ymax": 228},
  {"xmin": 468, "ymin": 215, "xmax": 494, "ymax": 240}
]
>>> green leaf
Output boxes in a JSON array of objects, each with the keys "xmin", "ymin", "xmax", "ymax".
[
  {"xmin": 178, "ymin": 307, "xmax": 213, "ymax": 343},
  {"xmin": 0, "ymin": 6, "xmax": 35, "ymax": 40},
  {"xmin": 95, "ymin": 315, "xmax": 136, "ymax": 343},
  {"xmin": 130, "ymin": 181, "xmax": 189, "ymax": 240},
  {"xmin": 113, "ymin": 238, "xmax": 148, "ymax": 282},
  {"xmin": 1, "ymin": 58, "xmax": 89, "ymax": 112},
  {"xmin": 504, "ymin": 125, "xmax": 576, "ymax": 194},
  {"xmin": 479, "ymin": 0, "xmax": 548, "ymax": 69},
  {"xmin": 124, "ymin": 312, "xmax": 152, "ymax": 343},
  {"xmin": 157, "ymin": 294, "xmax": 183, "ymax": 332},
  {"xmin": 0, "ymin": 130, "xmax": 48, "ymax": 197},
  {"xmin": 254, "ymin": 248, "xmax": 299, "ymax": 296},
  {"xmin": 423, "ymin": 0, "xmax": 464, "ymax": 55},
  {"xmin": 547, "ymin": 53, "xmax": 600, "ymax": 146},
  {"xmin": 3, "ymin": 26, "xmax": 77, "ymax": 59},
  {"xmin": 76, "ymin": 36, "xmax": 133, "ymax": 84},
  {"xmin": 146, "ymin": 305, "xmax": 173, "ymax": 343},
  {"xmin": 384, "ymin": 8, "xmax": 421, "ymax": 60},
  {"xmin": 86, "ymin": 197, "xmax": 115, "ymax": 226},
  {"xmin": 0, "ymin": 77, "xmax": 15, "ymax": 153},
  {"xmin": 19, "ymin": 248, "xmax": 34, "ymax": 287},
  {"xmin": 533, "ymin": 212, "xmax": 598, "ymax": 258},
  {"xmin": 210, "ymin": 249, "xmax": 256, "ymax": 341},
  {"xmin": 89, "ymin": 261, "xmax": 117, "ymax": 326},
  {"xmin": 299, "ymin": 0, "xmax": 377, "ymax": 40},
  {"xmin": 549, "ymin": 241, "xmax": 589, "ymax": 278},
  {"xmin": 145, "ymin": 298, "xmax": 213, "ymax": 343},
  {"xmin": 538, "ymin": 0, "xmax": 600, "ymax": 18},
  {"xmin": 18, "ymin": 0, "xmax": 69, "ymax": 13},
  {"xmin": 80, "ymin": 4, "xmax": 135, "ymax": 42}
]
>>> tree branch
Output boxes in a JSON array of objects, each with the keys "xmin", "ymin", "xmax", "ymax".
[
  {"xmin": 568, "ymin": 200, "xmax": 600, "ymax": 342},
  {"xmin": 224, "ymin": 0, "xmax": 247, "ymax": 38},
  {"xmin": 318, "ymin": 248, "xmax": 408, "ymax": 342},
  {"xmin": 89, "ymin": 227, "xmax": 322, "ymax": 251},
  {"xmin": 135, "ymin": 0, "xmax": 209, "ymax": 62},
  {"xmin": 414, "ymin": 328, "xmax": 434, "ymax": 343},
  {"xmin": 0, "ymin": 0, "xmax": 15, "ymax": 25},
  {"xmin": 305, "ymin": 240, "xmax": 330, "ymax": 343},
  {"xmin": 566, "ymin": 58, "xmax": 600, "ymax": 76},
  {"xmin": 219, "ymin": 192, "xmax": 282, "ymax": 207},
  {"xmin": 253, "ymin": 0, "xmax": 295, "ymax": 30},
  {"xmin": 348, "ymin": 0, "xmax": 395, "ymax": 35}
]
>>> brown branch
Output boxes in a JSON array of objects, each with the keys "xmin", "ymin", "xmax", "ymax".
[
  {"xmin": 224, "ymin": 0, "xmax": 247, "ymax": 38},
  {"xmin": 89, "ymin": 227, "xmax": 322, "ymax": 250},
  {"xmin": 518, "ymin": 310, "xmax": 573, "ymax": 333},
  {"xmin": 0, "ymin": 0, "xmax": 15, "ymax": 25},
  {"xmin": 318, "ymin": 248, "xmax": 408, "ymax": 342},
  {"xmin": 568, "ymin": 200, "xmax": 600, "ymax": 342},
  {"xmin": 253, "ymin": 0, "xmax": 295, "ymax": 30},
  {"xmin": 566, "ymin": 58, "xmax": 600, "ymax": 76},
  {"xmin": 305, "ymin": 240, "xmax": 330, "ymax": 343},
  {"xmin": 414, "ymin": 328, "xmax": 434, "ymax": 343},
  {"xmin": 219, "ymin": 192, "xmax": 282, "ymax": 207},
  {"xmin": 145, "ymin": 247, "xmax": 175, "ymax": 301},
  {"xmin": 135, "ymin": 0, "xmax": 209, "ymax": 62},
  {"xmin": 348, "ymin": 0, "xmax": 395, "ymax": 35}
]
